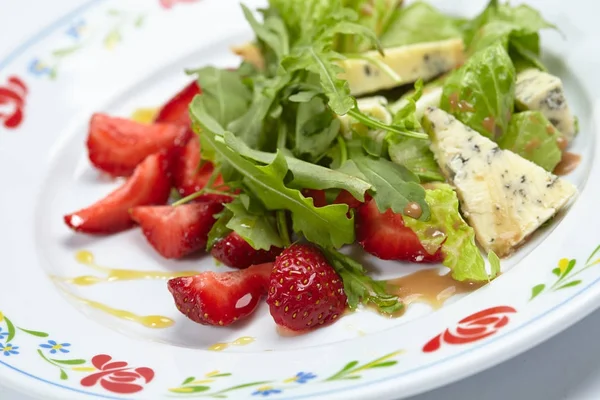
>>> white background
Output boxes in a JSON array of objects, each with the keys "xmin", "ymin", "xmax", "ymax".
[{"xmin": 1, "ymin": 0, "xmax": 599, "ymax": 399}]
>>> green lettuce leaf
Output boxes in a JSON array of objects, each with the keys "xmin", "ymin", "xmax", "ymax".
[
  {"xmin": 403, "ymin": 184, "xmax": 496, "ymax": 282},
  {"xmin": 380, "ymin": 2, "xmax": 463, "ymax": 48},
  {"xmin": 441, "ymin": 42, "xmax": 516, "ymax": 140},
  {"xmin": 466, "ymin": 1, "xmax": 556, "ymax": 70},
  {"xmin": 497, "ymin": 111, "xmax": 562, "ymax": 171}
]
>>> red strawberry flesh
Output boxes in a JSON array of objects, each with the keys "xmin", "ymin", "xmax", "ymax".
[
  {"xmin": 130, "ymin": 201, "xmax": 224, "ymax": 259},
  {"xmin": 211, "ymin": 231, "xmax": 282, "ymax": 269},
  {"xmin": 356, "ymin": 199, "xmax": 443, "ymax": 263},
  {"xmin": 64, "ymin": 152, "xmax": 171, "ymax": 234},
  {"xmin": 170, "ymin": 135, "xmax": 223, "ymax": 197},
  {"xmin": 267, "ymin": 244, "xmax": 347, "ymax": 332},
  {"xmin": 168, "ymin": 263, "xmax": 272, "ymax": 326},
  {"xmin": 87, "ymin": 113, "xmax": 186, "ymax": 177},
  {"xmin": 154, "ymin": 80, "xmax": 201, "ymax": 127}
]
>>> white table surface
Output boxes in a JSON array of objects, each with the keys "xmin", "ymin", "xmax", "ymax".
[{"xmin": 1, "ymin": 1, "xmax": 599, "ymax": 399}]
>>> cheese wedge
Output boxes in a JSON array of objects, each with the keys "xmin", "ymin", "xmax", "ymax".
[
  {"xmin": 423, "ymin": 107, "xmax": 577, "ymax": 257},
  {"xmin": 515, "ymin": 68, "xmax": 577, "ymax": 142},
  {"xmin": 338, "ymin": 38, "xmax": 464, "ymax": 96}
]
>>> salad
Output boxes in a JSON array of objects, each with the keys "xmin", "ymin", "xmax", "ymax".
[{"xmin": 64, "ymin": 0, "xmax": 579, "ymax": 333}]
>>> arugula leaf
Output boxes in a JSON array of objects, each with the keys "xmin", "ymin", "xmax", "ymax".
[
  {"xmin": 282, "ymin": 47, "xmax": 354, "ymax": 116},
  {"xmin": 340, "ymin": 158, "xmax": 430, "ymax": 221},
  {"xmin": 380, "ymin": 2, "xmax": 463, "ymax": 48},
  {"xmin": 194, "ymin": 67, "xmax": 251, "ymax": 128},
  {"xmin": 293, "ymin": 96, "xmax": 341, "ymax": 161},
  {"xmin": 242, "ymin": 4, "xmax": 290, "ymax": 64},
  {"xmin": 206, "ymin": 209, "xmax": 233, "ymax": 251},
  {"xmin": 224, "ymin": 196, "xmax": 284, "ymax": 251},
  {"xmin": 441, "ymin": 42, "xmax": 516, "ymax": 140},
  {"xmin": 223, "ymin": 131, "xmax": 371, "ymax": 200},
  {"xmin": 402, "ymin": 184, "xmax": 496, "ymax": 282},
  {"xmin": 227, "ymin": 74, "xmax": 290, "ymax": 150},
  {"xmin": 497, "ymin": 111, "xmax": 562, "ymax": 172},
  {"xmin": 322, "ymin": 247, "xmax": 403, "ymax": 314},
  {"xmin": 196, "ymin": 122, "xmax": 355, "ymax": 248},
  {"xmin": 336, "ymin": 0, "xmax": 404, "ymax": 52}
]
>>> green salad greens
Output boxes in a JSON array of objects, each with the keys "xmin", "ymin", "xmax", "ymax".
[{"xmin": 180, "ymin": 0, "xmax": 569, "ymax": 314}]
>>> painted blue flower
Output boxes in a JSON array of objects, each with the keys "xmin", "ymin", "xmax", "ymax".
[
  {"xmin": 0, "ymin": 328, "xmax": 7, "ymax": 340},
  {"xmin": 40, "ymin": 340, "xmax": 71, "ymax": 354},
  {"xmin": 252, "ymin": 386, "xmax": 282, "ymax": 397},
  {"xmin": 28, "ymin": 59, "xmax": 53, "ymax": 77},
  {"xmin": 66, "ymin": 20, "xmax": 87, "ymax": 39},
  {"xmin": 1, "ymin": 344, "xmax": 19, "ymax": 356},
  {"xmin": 292, "ymin": 372, "xmax": 317, "ymax": 384}
]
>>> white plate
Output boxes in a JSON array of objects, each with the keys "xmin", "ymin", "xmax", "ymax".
[{"xmin": 0, "ymin": 0, "xmax": 598, "ymax": 399}]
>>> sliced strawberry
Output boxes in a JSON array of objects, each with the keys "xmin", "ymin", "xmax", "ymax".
[
  {"xmin": 267, "ymin": 244, "xmax": 347, "ymax": 332},
  {"xmin": 211, "ymin": 232, "xmax": 282, "ymax": 269},
  {"xmin": 302, "ymin": 189, "xmax": 327, "ymax": 208},
  {"xmin": 64, "ymin": 152, "xmax": 171, "ymax": 234},
  {"xmin": 356, "ymin": 199, "xmax": 443, "ymax": 263},
  {"xmin": 334, "ymin": 190, "xmax": 369, "ymax": 209},
  {"xmin": 154, "ymin": 80, "xmax": 201, "ymax": 127},
  {"xmin": 130, "ymin": 201, "xmax": 224, "ymax": 259},
  {"xmin": 168, "ymin": 263, "xmax": 272, "ymax": 326},
  {"xmin": 87, "ymin": 113, "xmax": 186, "ymax": 177},
  {"xmin": 170, "ymin": 135, "xmax": 224, "ymax": 197}
]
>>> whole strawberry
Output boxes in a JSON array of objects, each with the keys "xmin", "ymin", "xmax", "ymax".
[{"xmin": 267, "ymin": 244, "xmax": 347, "ymax": 332}]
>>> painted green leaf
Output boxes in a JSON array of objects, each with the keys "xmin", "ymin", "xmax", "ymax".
[
  {"xmin": 52, "ymin": 45, "xmax": 82, "ymax": 58},
  {"xmin": 59, "ymin": 369, "xmax": 68, "ymax": 380},
  {"xmin": 211, "ymin": 373, "xmax": 233, "ymax": 378},
  {"xmin": 339, "ymin": 360, "xmax": 359, "ymax": 373},
  {"xmin": 370, "ymin": 361, "xmax": 398, "ymax": 369},
  {"xmin": 169, "ymin": 386, "xmax": 211, "ymax": 394},
  {"xmin": 342, "ymin": 375, "xmax": 361, "ymax": 380},
  {"xmin": 19, "ymin": 328, "xmax": 49, "ymax": 337},
  {"xmin": 51, "ymin": 359, "xmax": 86, "ymax": 365},
  {"xmin": 561, "ymin": 260, "xmax": 577, "ymax": 279},
  {"xmin": 4, "ymin": 317, "xmax": 16, "ymax": 343},
  {"xmin": 552, "ymin": 267, "xmax": 561, "ymax": 277},
  {"xmin": 182, "ymin": 376, "xmax": 195, "ymax": 385},
  {"xmin": 530, "ymin": 284, "xmax": 545, "ymax": 300},
  {"xmin": 556, "ymin": 280, "xmax": 582, "ymax": 291},
  {"xmin": 217, "ymin": 381, "xmax": 272, "ymax": 394},
  {"xmin": 587, "ymin": 244, "xmax": 600, "ymax": 265}
]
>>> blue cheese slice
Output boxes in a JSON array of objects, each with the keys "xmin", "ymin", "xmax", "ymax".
[
  {"xmin": 338, "ymin": 39, "xmax": 464, "ymax": 96},
  {"xmin": 423, "ymin": 107, "xmax": 577, "ymax": 257},
  {"xmin": 515, "ymin": 68, "xmax": 577, "ymax": 142}
]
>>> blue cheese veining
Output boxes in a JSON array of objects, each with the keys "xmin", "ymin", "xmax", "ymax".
[
  {"xmin": 423, "ymin": 107, "xmax": 578, "ymax": 257},
  {"xmin": 515, "ymin": 68, "xmax": 577, "ymax": 142}
]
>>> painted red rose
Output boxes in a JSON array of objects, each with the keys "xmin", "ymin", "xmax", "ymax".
[
  {"xmin": 423, "ymin": 306, "xmax": 517, "ymax": 353},
  {"xmin": 0, "ymin": 76, "xmax": 28, "ymax": 129},
  {"xmin": 80, "ymin": 354, "xmax": 154, "ymax": 394},
  {"xmin": 159, "ymin": 0, "xmax": 200, "ymax": 9}
]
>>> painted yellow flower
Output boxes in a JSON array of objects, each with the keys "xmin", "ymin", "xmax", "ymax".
[{"xmin": 558, "ymin": 258, "xmax": 570, "ymax": 274}]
